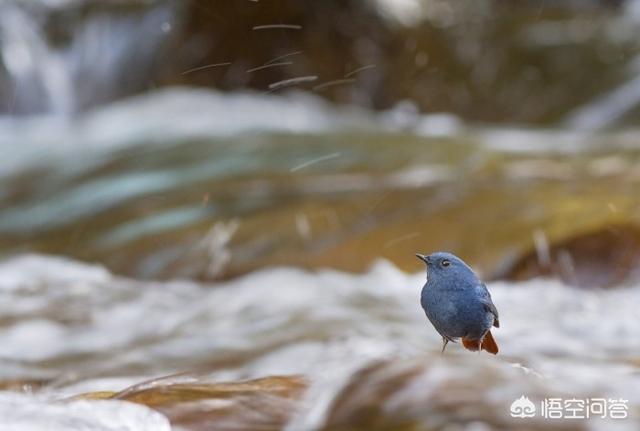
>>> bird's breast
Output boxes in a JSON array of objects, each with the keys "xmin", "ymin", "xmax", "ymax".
[{"xmin": 421, "ymin": 285, "xmax": 490, "ymax": 338}]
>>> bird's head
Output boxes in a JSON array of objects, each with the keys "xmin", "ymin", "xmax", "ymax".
[{"xmin": 415, "ymin": 251, "xmax": 476, "ymax": 281}]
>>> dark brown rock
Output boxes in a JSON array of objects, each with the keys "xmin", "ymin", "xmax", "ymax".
[{"xmin": 494, "ymin": 224, "xmax": 640, "ymax": 288}]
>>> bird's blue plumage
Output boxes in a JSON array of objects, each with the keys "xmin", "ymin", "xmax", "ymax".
[{"xmin": 416, "ymin": 252, "xmax": 499, "ymax": 353}]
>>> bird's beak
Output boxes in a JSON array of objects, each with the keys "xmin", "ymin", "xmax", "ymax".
[{"xmin": 415, "ymin": 253, "xmax": 429, "ymax": 265}]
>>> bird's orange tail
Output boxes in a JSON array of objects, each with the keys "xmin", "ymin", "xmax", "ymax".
[
  {"xmin": 461, "ymin": 330, "xmax": 499, "ymax": 355},
  {"xmin": 482, "ymin": 330, "xmax": 499, "ymax": 355}
]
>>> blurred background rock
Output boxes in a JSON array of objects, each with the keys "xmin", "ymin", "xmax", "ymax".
[{"xmin": 1, "ymin": 0, "xmax": 639, "ymax": 127}]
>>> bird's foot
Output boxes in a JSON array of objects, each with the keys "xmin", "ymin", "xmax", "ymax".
[{"xmin": 441, "ymin": 337, "xmax": 449, "ymax": 354}]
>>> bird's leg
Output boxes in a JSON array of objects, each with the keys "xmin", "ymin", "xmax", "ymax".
[{"xmin": 441, "ymin": 337, "xmax": 449, "ymax": 354}]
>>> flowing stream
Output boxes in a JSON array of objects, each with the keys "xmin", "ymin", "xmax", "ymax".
[{"xmin": 2, "ymin": 1, "xmax": 640, "ymax": 429}]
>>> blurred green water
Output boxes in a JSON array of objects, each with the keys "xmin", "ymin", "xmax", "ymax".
[{"xmin": 2, "ymin": 105, "xmax": 640, "ymax": 282}]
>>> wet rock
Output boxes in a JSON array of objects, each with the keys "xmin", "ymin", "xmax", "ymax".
[
  {"xmin": 107, "ymin": 375, "xmax": 307, "ymax": 431},
  {"xmin": 320, "ymin": 356, "xmax": 591, "ymax": 431},
  {"xmin": 66, "ymin": 353, "xmax": 640, "ymax": 430},
  {"xmin": 494, "ymin": 224, "xmax": 640, "ymax": 288}
]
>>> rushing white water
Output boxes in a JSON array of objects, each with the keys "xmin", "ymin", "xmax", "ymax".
[
  {"xmin": 0, "ymin": 254, "xmax": 638, "ymax": 429},
  {"xmin": 0, "ymin": 392, "xmax": 171, "ymax": 431},
  {"xmin": 0, "ymin": 0, "xmax": 177, "ymax": 115},
  {"xmin": 0, "ymin": 88, "xmax": 375, "ymax": 178}
]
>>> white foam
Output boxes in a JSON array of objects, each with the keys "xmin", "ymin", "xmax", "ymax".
[
  {"xmin": 0, "ymin": 392, "xmax": 171, "ymax": 431},
  {"xmin": 0, "ymin": 254, "xmax": 638, "ymax": 428}
]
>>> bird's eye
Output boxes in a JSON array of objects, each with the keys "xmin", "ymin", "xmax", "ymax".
[{"xmin": 441, "ymin": 260, "xmax": 450, "ymax": 267}]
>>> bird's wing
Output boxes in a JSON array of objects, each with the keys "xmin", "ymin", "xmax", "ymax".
[{"xmin": 477, "ymin": 283, "xmax": 500, "ymax": 328}]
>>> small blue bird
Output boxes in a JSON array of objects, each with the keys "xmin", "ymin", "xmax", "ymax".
[{"xmin": 416, "ymin": 252, "xmax": 500, "ymax": 354}]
